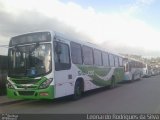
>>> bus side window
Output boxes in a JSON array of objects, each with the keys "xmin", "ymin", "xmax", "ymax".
[
  {"xmin": 115, "ymin": 56, "xmax": 119, "ymax": 67},
  {"xmin": 82, "ymin": 46, "xmax": 93, "ymax": 65},
  {"xmin": 119, "ymin": 57, "xmax": 123, "ymax": 67},
  {"xmin": 102, "ymin": 52, "xmax": 109, "ymax": 67},
  {"xmin": 54, "ymin": 41, "xmax": 71, "ymax": 71},
  {"xmin": 109, "ymin": 54, "xmax": 115, "ymax": 67},
  {"xmin": 94, "ymin": 49, "xmax": 102, "ymax": 66},
  {"xmin": 70, "ymin": 42, "xmax": 82, "ymax": 64}
]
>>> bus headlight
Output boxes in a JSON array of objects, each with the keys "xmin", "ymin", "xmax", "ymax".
[
  {"xmin": 39, "ymin": 78, "xmax": 53, "ymax": 89},
  {"xmin": 6, "ymin": 81, "xmax": 14, "ymax": 89}
]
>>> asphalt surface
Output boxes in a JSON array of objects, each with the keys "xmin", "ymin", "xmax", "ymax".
[{"xmin": 1, "ymin": 75, "xmax": 160, "ymax": 114}]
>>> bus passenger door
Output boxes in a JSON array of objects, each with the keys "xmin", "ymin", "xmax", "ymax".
[{"xmin": 53, "ymin": 41, "xmax": 73, "ymax": 98}]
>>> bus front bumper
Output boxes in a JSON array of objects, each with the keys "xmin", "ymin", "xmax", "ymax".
[{"xmin": 7, "ymin": 85, "xmax": 54, "ymax": 100}]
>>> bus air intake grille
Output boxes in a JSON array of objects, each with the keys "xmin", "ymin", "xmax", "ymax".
[
  {"xmin": 16, "ymin": 85, "xmax": 37, "ymax": 89},
  {"xmin": 13, "ymin": 79, "xmax": 40, "ymax": 84},
  {"xmin": 18, "ymin": 91, "xmax": 35, "ymax": 96}
]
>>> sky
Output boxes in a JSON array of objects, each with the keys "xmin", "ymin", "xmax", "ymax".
[{"xmin": 0, "ymin": 0, "xmax": 160, "ymax": 57}]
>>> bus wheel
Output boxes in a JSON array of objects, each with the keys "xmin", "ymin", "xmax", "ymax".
[
  {"xmin": 73, "ymin": 80, "xmax": 83, "ymax": 100},
  {"xmin": 110, "ymin": 76, "xmax": 115, "ymax": 89},
  {"xmin": 138, "ymin": 73, "xmax": 141, "ymax": 80},
  {"xmin": 131, "ymin": 75, "xmax": 134, "ymax": 82}
]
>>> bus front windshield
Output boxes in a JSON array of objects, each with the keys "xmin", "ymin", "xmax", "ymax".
[{"xmin": 8, "ymin": 43, "xmax": 52, "ymax": 77}]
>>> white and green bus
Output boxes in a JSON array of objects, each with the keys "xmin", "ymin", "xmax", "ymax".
[
  {"xmin": 123, "ymin": 57, "xmax": 143, "ymax": 81},
  {"xmin": 7, "ymin": 31, "xmax": 124, "ymax": 100}
]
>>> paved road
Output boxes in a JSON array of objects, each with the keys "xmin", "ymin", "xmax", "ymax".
[{"xmin": 1, "ymin": 75, "xmax": 160, "ymax": 113}]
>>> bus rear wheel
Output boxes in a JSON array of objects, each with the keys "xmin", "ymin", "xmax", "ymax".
[
  {"xmin": 131, "ymin": 75, "xmax": 134, "ymax": 82},
  {"xmin": 110, "ymin": 76, "xmax": 116, "ymax": 89},
  {"xmin": 73, "ymin": 80, "xmax": 83, "ymax": 100}
]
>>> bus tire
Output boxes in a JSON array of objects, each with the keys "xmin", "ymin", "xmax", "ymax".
[
  {"xmin": 110, "ymin": 76, "xmax": 116, "ymax": 89},
  {"xmin": 131, "ymin": 75, "xmax": 134, "ymax": 82},
  {"xmin": 138, "ymin": 73, "xmax": 141, "ymax": 80},
  {"xmin": 73, "ymin": 80, "xmax": 83, "ymax": 100}
]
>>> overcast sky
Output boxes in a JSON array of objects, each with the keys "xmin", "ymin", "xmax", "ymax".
[{"xmin": 0, "ymin": 0, "xmax": 160, "ymax": 57}]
